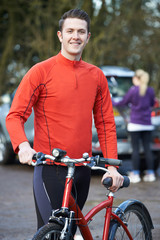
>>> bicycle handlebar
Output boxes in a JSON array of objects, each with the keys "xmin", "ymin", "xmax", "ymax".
[
  {"xmin": 32, "ymin": 149, "xmax": 122, "ymax": 167},
  {"xmin": 32, "ymin": 149, "xmax": 130, "ymax": 189}
]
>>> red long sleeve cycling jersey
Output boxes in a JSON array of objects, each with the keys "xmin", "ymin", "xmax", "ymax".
[{"xmin": 6, "ymin": 52, "xmax": 117, "ymax": 161}]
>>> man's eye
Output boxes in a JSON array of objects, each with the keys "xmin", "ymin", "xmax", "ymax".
[
  {"xmin": 67, "ymin": 30, "xmax": 72, "ymax": 33},
  {"xmin": 79, "ymin": 30, "xmax": 86, "ymax": 34}
]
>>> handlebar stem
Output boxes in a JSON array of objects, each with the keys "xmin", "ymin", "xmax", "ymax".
[{"xmin": 66, "ymin": 163, "xmax": 75, "ymax": 178}]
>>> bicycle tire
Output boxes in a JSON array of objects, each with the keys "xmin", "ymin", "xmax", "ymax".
[
  {"xmin": 32, "ymin": 222, "xmax": 69, "ymax": 240},
  {"xmin": 109, "ymin": 203, "xmax": 152, "ymax": 240}
]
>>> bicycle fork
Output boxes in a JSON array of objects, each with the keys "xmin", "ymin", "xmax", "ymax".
[{"xmin": 60, "ymin": 211, "xmax": 75, "ymax": 240}]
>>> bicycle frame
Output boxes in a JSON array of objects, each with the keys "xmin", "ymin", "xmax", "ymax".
[
  {"xmin": 69, "ymin": 194, "xmax": 133, "ymax": 240},
  {"xmin": 60, "ymin": 164, "xmax": 133, "ymax": 240}
]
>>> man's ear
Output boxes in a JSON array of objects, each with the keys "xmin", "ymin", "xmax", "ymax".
[
  {"xmin": 57, "ymin": 31, "xmax": 63, "ymax": 42},
  {"xmin": 86, "ymin": 32, "xmax": 91, "ymax": 43}
]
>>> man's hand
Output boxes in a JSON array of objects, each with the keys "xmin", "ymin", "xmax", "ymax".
[
  {"xmin": 101, "ymin": 166, "xmax": 124, "ymax": 192},
  {"xmin": 18, "ymin": 141, "xmax": 36, "ymax": 165}
]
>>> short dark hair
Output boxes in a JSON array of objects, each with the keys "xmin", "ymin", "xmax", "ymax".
[{"xmin": 59, "ymin": 9, "xmax": 90, "ymax": 33}]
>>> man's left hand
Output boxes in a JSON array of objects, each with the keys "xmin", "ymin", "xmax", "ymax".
[{"xmin": 101, "ymin": 166, "xmax": 124, "ymax": 192}]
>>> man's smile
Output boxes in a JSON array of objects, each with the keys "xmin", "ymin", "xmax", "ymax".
[{"xmin": 70, "ymin": 42, "xmax": 81, "ymax": 45}]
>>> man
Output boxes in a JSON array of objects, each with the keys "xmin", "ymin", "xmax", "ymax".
[{"xmin": 6, "ymin": 8, "xmax": 123, "ymax": 233}]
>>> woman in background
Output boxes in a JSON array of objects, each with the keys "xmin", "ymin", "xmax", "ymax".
[{"xmin": 112, "ymin": 69, "xmax": 156, "ymax": 183}]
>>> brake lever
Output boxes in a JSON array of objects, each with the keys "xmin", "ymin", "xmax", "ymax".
[
  {"xmin": 32, "ymin": 152, "xmax": 46, "ymax": 166},
  {"xmin": 85, "ymin": 158, "xmax": 96, "ymax": 168}
]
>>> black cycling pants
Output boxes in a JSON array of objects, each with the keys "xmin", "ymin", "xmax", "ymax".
[
  {"xmin": 130, "ymin": 131, "xmax": 154, "ymax": 171},
  {"xmin": 33, "ymin": 164, "xmax": 91, "ymax": 230}
]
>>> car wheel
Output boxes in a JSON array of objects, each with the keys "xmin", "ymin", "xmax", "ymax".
[{"xmin": 0, "ymin": 131, "xmax": 16, "ymax": 164}]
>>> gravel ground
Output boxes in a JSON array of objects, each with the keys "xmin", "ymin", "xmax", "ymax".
[{"xmin": 0, "ymin": 162, "xmax": 160, "ymax": 240}]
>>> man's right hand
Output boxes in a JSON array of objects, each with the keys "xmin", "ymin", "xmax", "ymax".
[{"xmin": 18, "ymin": 141, "xmax": 36, "ymax": 165}]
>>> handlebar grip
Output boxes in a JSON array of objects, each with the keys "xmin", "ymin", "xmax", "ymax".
[
  {"xmin": 95, "ymin": 156, "xmax": 122, "ymax": 166},
  {"xmin": 105, "ymin": 158, "xmax": 122, "ymax": 166},
  {"xmin": 122, "ymin": 176, "xmax": 130, "ymax": 188},
  {"xmin": 103, "ymin": 177, "xmax": 112, "ymax": 188},
  {"xmin": 102, "ymin": 176, "xmax": 130, "ymax": 189}
]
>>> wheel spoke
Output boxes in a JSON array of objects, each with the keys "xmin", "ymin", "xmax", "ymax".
[{"xmin": 109, "ymin": 204, "xmax": 152, "ymax": 240}]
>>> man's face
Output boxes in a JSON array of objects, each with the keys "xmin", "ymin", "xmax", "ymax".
[{"xmin": 57, "ymin": 18, "xmax": 91, "ymax": 61}]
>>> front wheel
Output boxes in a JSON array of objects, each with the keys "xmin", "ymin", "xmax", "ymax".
[
  {"xmin": 32, "ymin": 222, "xmax": 63, "ymax": 240},
  {"xmin": 109, "ymin": 204, "xmax": 153, "ymax": 240}
]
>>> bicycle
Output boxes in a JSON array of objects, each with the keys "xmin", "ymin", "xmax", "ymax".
[{"xmin": 32, "ymin": 148, "xmax": 154, "ymax": 240}]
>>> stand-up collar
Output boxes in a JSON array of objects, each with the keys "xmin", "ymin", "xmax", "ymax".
[{"xmin": 56, "ymin": 52, "xmax": 82, "ymax": 67}]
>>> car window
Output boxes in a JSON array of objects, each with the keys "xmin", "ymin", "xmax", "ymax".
[{"xmin": 107, "ymin": 77, "xmax": 132, "ymax": 97}]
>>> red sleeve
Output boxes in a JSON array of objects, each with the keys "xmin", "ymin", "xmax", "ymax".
[
  {"xmin": 93, "ymin": 71, "xmax": 118, "ymax": 160},
  {"xmin": 6, "ymin": 65, "xmax": 42, "ymax": 153}
]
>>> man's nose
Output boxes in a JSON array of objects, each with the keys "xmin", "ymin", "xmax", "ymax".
[{"xmin": 72, "ymin": 31, "xmax": 79, "ymax": 39}]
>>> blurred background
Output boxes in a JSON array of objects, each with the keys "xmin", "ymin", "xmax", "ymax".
[
  {"xmin": 0, "ymin": 2, "xmax": 160, "ymax": 239},
  {"xmin": 0, "ymin": 0, "xmax": 160, "ymax": 96}
]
